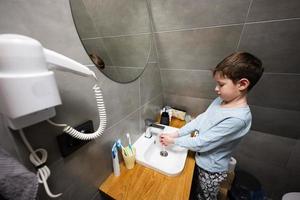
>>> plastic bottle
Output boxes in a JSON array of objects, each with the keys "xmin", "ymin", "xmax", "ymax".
[
  {"xmin": 160, "ymin": 108, "xmax": 170, "ymax": 126},
  {"xmin": 112, "ymin": 144, "xmax": 120, "ymax": 176}
]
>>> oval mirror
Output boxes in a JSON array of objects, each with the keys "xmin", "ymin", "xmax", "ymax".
[{"xmin": 69, "ymin": 0, "xmax": 153, "ymax": 83}]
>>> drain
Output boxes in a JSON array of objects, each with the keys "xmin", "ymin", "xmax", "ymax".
[{"xmin": 160, "ymin": 151, "xmax": 168, "ymax": 157}]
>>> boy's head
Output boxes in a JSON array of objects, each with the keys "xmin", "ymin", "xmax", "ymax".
[
  {"xmin": 89, "ymin": 53, "xmax": 105, "ymax": 70},
  {"xmin": 213, "ymin": 52, "xmax": 264, "ymax": 92}
]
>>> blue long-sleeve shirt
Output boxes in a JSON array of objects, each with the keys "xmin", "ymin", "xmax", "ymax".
[{"xmin": 174, "ymin": 97, "xmax": 251, "ymax": 172}]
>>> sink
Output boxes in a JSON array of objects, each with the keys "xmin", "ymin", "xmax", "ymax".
[{"xmin": 133, "ymin": 125, "xmax": 188, "ymax": 176}]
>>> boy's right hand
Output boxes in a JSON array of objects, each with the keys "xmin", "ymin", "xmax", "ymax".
[
  {"xmin": 159, "ymin": 130, "xmax": 179, "ymax": 141},
  {"xmin": 159, "ymin": 131, "xmax": 179, "ymax": 146},
  {"xmin": 159, "ymin": 134, "xmax": 173, "ymax": 146},
  {"xmin": 167, "ymin": 131, "xmax": 179, "ymax": 138}
]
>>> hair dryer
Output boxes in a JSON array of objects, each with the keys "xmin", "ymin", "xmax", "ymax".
[{"xmin": 0, "ymin": 34, "xmax": 97, "ymax": 129}]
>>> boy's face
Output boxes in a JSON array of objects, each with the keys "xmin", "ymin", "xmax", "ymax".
[{"xmin": 213, "ymin": 72, "xmax": 247, "ymax": 102}]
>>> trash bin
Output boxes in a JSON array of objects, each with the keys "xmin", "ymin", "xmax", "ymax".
[{"xmin": 229, "ymin": 169, "xmax": 266, "ymax": 200}]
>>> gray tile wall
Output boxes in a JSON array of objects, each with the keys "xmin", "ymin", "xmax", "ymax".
[
  {"xmin": 1, "ymin": 0, "xmax": 299, "ymax": 199},
  {"xmin": 233, "ymin": 130, "xmax": 300, "ymax": 199},
  {"xmin": 80, "ymin": 0, "xmax": 150, "ymax": 37},
  {"xmin": 154, "ymin": 0, "xmax": 300, "ymax": 139},
  {"xmin": 151, "ymin": 0, "xmax": 300, "ymax": 199},
  {"xmin": 82, "ymin": 34, "xmax": 152, "ymax": 68},
  {"xmin": 0, "ymin": 1, "xmax": 162, "ymax": 200}
]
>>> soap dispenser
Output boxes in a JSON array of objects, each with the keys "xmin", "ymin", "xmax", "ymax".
[{"xmin": 160, "ymin": 107, "xmax": 170, "ymax": 126}]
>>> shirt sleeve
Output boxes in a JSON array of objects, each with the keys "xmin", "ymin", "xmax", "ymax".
[
  {"xmin": 178, "ymin": 113, "xmax": 204, "ymax": 137},
  {"xmin": 178, "ymin": 97, "xmax": 220, "ymax": 137},
  {"xmin": 174, "ymin": 117, "xmax": 245, "ymax": 152}
]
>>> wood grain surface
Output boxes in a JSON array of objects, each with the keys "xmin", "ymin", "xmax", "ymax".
[{"xmin": 99, "ymin": 118, "xmax": 194, "ymax": 200}]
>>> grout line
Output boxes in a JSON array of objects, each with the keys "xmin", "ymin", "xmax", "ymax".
[
  {"xmin": 164, "ymin": 94, "xmax": 300, "ymax": 115},
  {"xmin": 160, "ymin": 68, "xmax": 212, "ymax": 72},
  {"xmin": 82, "ymin": 32, "xmax": 151, "ymax": 41},
  {"xmin": 104, "ymin": 93, "xmax": 162, "ymax": 132},
  {"xmin": 264, "ymin": 72, "xmax": 300, "ymax": 76},
  {"xmin": 154, "ymin": 23, "xmax": 243, "ymax": 34},
  {"xmin": 152, "ymin": 34, "xmax": 164, "ymax": 94},
  {"xmin": 98, "ymin": 39, "xmax": 115, "ymax": 67},
  {"xmin": 245, "ymin": 17, "xmax": 300, "ymax": 25},
  {"xmin": 85, "ymin": 64, "xmax": 145, "ymax": 70},
  {"xmin": 139, "ymin": 76, "xmax": 141, "ymax": 111},
  {"xmin": 90, "ymin": 191, "xmax": 100, "ymax": 200},
  {"xmin": 138, "ymin": 98, "xmax": 142, "ymax": 135},
  {"xmin": 81, "ymin": 18, "xmax": 300, "ymax": 41},
  {"xmin": 162, "ymin": 93, "xmax": 166, "ymax": 106},
  {"xmin": 140, "ymin": 93, "xmax": 163, "ymax": 108},
  {"xmin": 145, "ymin": 0, "xmax": 164, "ymax": 103},
  {"xmin": 105, "ymin": 107, "xmax": 142, "ymax": 132},
  {"xmin": 165, "ymin": 93, "xmax": 214, "ymax": 101},
  {"xmin": 250, "ymin": 104, "xmax": 300, "ymax": 113},
  {"xmin": 106, "ymin": 66, "xmax": 145, "ymax": 69},
  {"xmin": 160, "ymin": 68, "xmax": 300, "ymax": 76},
  {"xmin": 138, "ymin": 75, "xmax": 142, "ymax": 133},
  {"xmin": 236, "ymin": 0, "xmax": 253, "ymax": 51},
  {"xmin": 79, "ymin": 1, "xmax": 115, "ymax": 66},
  {"xmin": 284, "ymin": 142, "xmax": 297, "ymax": 170}
]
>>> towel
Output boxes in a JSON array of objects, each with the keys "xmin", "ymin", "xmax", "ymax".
[{"xmin": 0, "ymin": 146, "xmax": 38, "ymax": 200}]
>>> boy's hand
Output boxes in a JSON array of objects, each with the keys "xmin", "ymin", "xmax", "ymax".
[
  {"xmin": 159, "ymin": 134, "xmax": 175, "ymax": 146},
  {"xmin": 168, "ymin": 131, "xmax": 179, "ymax": 138}
]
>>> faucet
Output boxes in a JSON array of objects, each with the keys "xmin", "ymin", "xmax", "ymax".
[{"xmin": 144, "ymin": 119, "xmax": 165, "ymax": 138}]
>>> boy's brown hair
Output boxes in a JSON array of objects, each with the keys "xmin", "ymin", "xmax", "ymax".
[
  {"xmin": 213, "ymin": 52, "xmax": 264, "ymax": 91},
  {"xmin": 89, "ymin": 53, "xmax": 105, "ymax": 70}
]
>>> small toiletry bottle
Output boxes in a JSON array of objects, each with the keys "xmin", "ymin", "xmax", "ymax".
[
  {"xmin": 160, "ymin": 108, "xmax": 170, "ymax": 126},
  {"xmin": 112, "ymin": 144, "xmax": 120, "ymax": 176}
]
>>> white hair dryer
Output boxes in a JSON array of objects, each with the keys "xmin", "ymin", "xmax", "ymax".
[
  {"xmin": 0, "ymin": 34, "xmax": 97, "ymax": 130},
  {"xmin": 0, "ymin": 34, "xmax": 107, "ymax": 198}
]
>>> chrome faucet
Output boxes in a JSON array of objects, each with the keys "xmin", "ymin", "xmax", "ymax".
[{"xmin": 144, "ymin": 119, "xmax": 165, "ymax": 138}]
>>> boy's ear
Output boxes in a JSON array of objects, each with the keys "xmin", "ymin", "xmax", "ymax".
[{"xmin": 238, "ymin": 78, "xmax": 250, "ymax": 91}]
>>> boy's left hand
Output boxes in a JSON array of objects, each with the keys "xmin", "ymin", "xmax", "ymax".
[{"xmin": 159, "ymin": 134, "xmax": 175, "ymax": 146}]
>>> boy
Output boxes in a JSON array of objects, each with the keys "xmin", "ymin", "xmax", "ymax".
[{"xmin": 160, "ymin": 52, "xmax": 264, "ymax": 200}]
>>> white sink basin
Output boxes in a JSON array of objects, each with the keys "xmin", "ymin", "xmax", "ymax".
[{"xmin": 133, "ymin": 125, "xmax": 188, "ymax": 176}]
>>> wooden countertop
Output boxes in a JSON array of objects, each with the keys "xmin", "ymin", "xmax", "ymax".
[
  {"xmin": 99, "ymin": 117, "xmax": 196, "ymax": 200},
  {"xmin": 99, "ymin": 152, "xmax": 195, "ymax": 200}
]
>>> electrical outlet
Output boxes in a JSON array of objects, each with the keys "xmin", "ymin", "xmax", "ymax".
[{"xmin": 57, "ymin": 120, "xmax": 94, "ymax": 157}]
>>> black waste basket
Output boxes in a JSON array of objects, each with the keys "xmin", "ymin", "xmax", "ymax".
[{"xmin": 229, "ymin": 169, "xmax": 265, "ymax": 200}]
